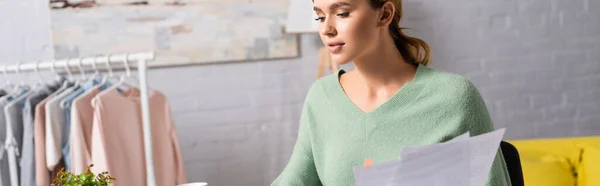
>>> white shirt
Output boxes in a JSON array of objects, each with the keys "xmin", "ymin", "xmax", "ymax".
[{"xmin": 45, "ymin": 85, "xmax": 77, "ymax": 170}]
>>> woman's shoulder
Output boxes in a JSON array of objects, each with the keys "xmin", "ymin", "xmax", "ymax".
[
  {"xmin": 311, "ymin": 69, "xmax": 342, "ymax": 92},
  {"xmin": 423, "ymin": 66, "xmax": 482, "ymax": 99},
  {"xmin": 302, "ymin": 72, "xmax": 337, "ymax": 104}
]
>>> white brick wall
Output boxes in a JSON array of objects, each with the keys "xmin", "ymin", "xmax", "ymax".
[
  {"xmin": 400, "ymin": 0, "xmax": 600, "ymax": 140},
  {"xmin": 1, "ymin": 0, "xmax": 599, "ymax": 185}
]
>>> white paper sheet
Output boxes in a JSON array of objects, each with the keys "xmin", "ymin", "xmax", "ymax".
[
  {"xmin": 449, "ymin": 132, "xmax": 470, "ymax": 142},
  {"xmin": 354, "ymin": 135, "xmax": 472, "ymax": 186},
  {"xmin": 353, "ymin": 129, "xmax": 506, "ymax": 186},
  {"xmin": 394, "ymin": 138, "xmax": 471, "ymax": 186},
  {"xmin": 468, "ymin": 128, "xmax": 506, "ymax": 186}
]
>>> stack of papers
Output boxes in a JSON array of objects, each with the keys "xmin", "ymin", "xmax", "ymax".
[{"xmin": 353, "ymin": 128, "xmax": 506, "ymax": 186}]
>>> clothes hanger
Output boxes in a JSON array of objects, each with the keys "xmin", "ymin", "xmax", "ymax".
[
  {"xmin": 100, "ymin": 54, "xmax": 114, "ymax": 86},
  {"xmin": 79, "ymin": 57, "xmax": 86, "ymax": 80},
  {"xmin": 51, "ymin": 58, "xmax": 65, "ymax": 84},
  {"xmin": 123, "ymin": 53, "xmax": 141, "ymax": 87},
  {"xmin": 128, "ymin": 55, "xmax": 142, "ymax": 87},
  {"xmin": 7, "ymin": 62, "xmax": 27, "ymax": 97},
  {"xmin": 9, "ymin": 62, "xmax": 21, "ymax": 97},
  {"xmin": 17, "ymin": 62, "xmax": 25, "ymax": 88},
  {"xmin": 11, "ymin": 62, "xmax": 23, "ymax": 92},
  {"xmin": 64, "ymin": 58, "xmax": 75, "ymax": 83},
  {"xmin": 76, "ymin": 57, "xmax": 86, "ymax": 85},
  {"xmin": 91, "ymin": 55, "xmax": 100, "ymax": 79},
  {"xmin": 121, "ymin": 53, "xmax": 138, "ymax": 86},
  {"xmin": 0, "ymin": 65, "xmax": 13, "ymax": 91},
  {"xmin": 59, "ymin": 58, "xmax": 87, "ymax": 109},
  {"xmin": 109, "ymin": 53, "xmax": 136, "ymax": 92},
  {"xmin": 33, "ymin": 60, "xmax": 55, "ymax": 94},
  {"xmin": 53, "ymin": 58, "xmax": 72, "ymax": 96},
  {"xmin": 51, "ymin": 59, "xmax": 58, "ymax": 77},
  {"xmin": 92, "ymin": 54, "xmax": 121, "ymax": 107},
  {"xmin": 8, "ymin": 61, "xmax": 38, "ymax": 104},
  {"xmin": 36, "ymin": 60, "xmax": 43, "ymax": 83},
  {"xmin": 87, "ymin": 55, "xmax": 107, "ymax": 86},
  {"xmin": 30, "ymin": 60, "xmax": 44, "ymax": 90}
]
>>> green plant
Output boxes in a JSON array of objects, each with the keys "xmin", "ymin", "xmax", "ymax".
[{"xmin": 52, "ymin": 164, "xmax": 115, "ymax": 186}]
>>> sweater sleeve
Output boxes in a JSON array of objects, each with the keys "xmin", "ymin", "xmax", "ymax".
[
  {"xmin": 271, "ymin": 88, "xmax": 322, "ymax": 186},
  {"xmin": 461, "ymin": 81, "xmax": 512, "ymax": 186}
]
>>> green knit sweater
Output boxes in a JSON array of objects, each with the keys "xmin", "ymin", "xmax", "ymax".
[{"xmin": 272, "ymin": 64, "xmax": 512, "ymax": 186}]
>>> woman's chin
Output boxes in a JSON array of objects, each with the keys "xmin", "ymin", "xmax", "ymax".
[{"xmin": 331, "ymin": 55, "xmax": 353, "ymax": 65}]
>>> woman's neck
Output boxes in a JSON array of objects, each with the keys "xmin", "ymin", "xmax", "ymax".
[{"xmin": 349, "ymin": 36, "xmax": 417, "ymax": 89}]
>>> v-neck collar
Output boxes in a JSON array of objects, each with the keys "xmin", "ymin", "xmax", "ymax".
[{"xmin": 325, "ymin": 64, "xmax": 432, "ymax": 119}]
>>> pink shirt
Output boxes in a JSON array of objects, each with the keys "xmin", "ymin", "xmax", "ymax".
[
  {"xmin": 34, "ymin": 97, "xmax": 51, "ymax": 186},
  {"xmin": 69, "ymin": 85, "xmax": 102, "ymax": 174},
  {"xmin": 91, "ymin": 87, "xmax": 186, "ymax": 186}
]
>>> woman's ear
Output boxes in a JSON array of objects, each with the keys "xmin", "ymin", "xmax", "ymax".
[{"xmin": 377, "ymin": 2, "xmax": 395, "ymax": 27}]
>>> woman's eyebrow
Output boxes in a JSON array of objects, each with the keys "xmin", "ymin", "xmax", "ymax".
[{"xmin": 314, "ymin": 2, "xmax": 352, "ymax": 12}]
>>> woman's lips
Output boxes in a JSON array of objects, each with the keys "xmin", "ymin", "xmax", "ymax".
[{"xmin": 328, "ymin": 43, "xmax": 344, "ymax": 53}]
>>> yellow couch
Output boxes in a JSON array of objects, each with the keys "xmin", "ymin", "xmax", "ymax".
[{"xmin": 509, "ymin": 136, "xmax": 600, "ymax": 186}]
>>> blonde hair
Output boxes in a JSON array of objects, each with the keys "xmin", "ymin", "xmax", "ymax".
[{"xmin": 369, "ymin": 0, "xmax": 431, "ymax": 66}]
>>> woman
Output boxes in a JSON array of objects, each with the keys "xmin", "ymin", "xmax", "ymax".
[{"xmin": 272, "ymin": 0, "xmax": 512, "ymax": 185}]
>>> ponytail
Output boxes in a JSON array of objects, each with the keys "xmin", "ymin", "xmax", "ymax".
[
  {"xmin": 389, "ymin": 26, "xmax": 431, "ymax": 66},
  {"xmin": 369, "ymin": 0, "xmax": 431, "ymax": 66}
]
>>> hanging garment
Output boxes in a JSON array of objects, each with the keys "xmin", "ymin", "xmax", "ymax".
[
  {"xmin": 0, "ymin": 99, "xmax": 10, "ymax": 186},
  {"xmin": 45, "ymin": 84, "xmax": 78, "ymax": 171},
  {"xmin": 34, "ymin": 98, "xmax": 52, "ymax": 186},
  {"xmin": 91, "ymin": 87, "xmax": 186, "ymax": 186},
  {"xmin": 61, "ymin": 76, "xmax": 103, "ymax": 172},
  {"xmin": 0, "ymin": 87, "xmax": 29, "ymax": 186},
  {"xmin": 69, "ymin": 82, "xmax": 110, "ymax": 174},
  {"xmin": 4, "ymin": 92, "xmax": 32, "ymax": 186},
  {"xmin": 21, "ymin": 81, "xmax": 63, "ymax": 186}
]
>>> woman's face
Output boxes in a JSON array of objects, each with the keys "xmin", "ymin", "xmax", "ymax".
[{"xmin": 313, "ymin": 0, "xmax": 382, "ymax": 64}]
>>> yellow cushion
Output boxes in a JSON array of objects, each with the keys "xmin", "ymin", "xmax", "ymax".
[
  {"xmin": 509, "ymin": 136, "xmax": 600, "ymax": 186},
  {"xmin": 520, "ymin": 155, "xmax": 576, "ymax": 186},
  {"xmin": 578, "ymin": 147, "xmax": 600, "ymax": 186},
  {"xmin": 571, "ymin": 136, "xmax": 600, "ymax": 147},
  {"xmin": 510, "ymin": 138, "xmax": 583, "ymax": 166}
]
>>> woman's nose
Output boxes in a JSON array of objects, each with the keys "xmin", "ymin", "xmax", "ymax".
[{"xmin": 319, "ymin": 19, "xmax": 337, "ymax": 37}]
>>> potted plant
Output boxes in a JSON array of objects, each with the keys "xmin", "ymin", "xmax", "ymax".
[{"xmin": 52, "ymin": 164, "xmax": 115, "ymax": 186}]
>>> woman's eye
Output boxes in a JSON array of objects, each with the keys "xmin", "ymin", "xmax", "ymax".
[
  {"xmin": 314, "ymin": 12, "xmax": 349, "ymax": 22},
  {"xmin": 337, "ymin": 12, "xmax": 349, "ymax": 17}
]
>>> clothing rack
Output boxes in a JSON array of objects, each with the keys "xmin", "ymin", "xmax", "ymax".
[{"xmin": 0, "ymin": 52, "xmax": 157, "ymax": 186}]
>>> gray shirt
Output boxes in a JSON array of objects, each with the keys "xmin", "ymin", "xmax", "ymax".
[
  {"xmin": 4, "ymin": 93, "xmax": 29, "ymax": 186},
  {"xmin": 0, "ymin": 86, "xmax": 30, "ymax": 186},
  {"xmin": 0, "ymin": 99, "xmax": 9, "ymax": 186},
  {"xmin": 20, "ymin": 83, "xmax": 62, "ymax": 186}
]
